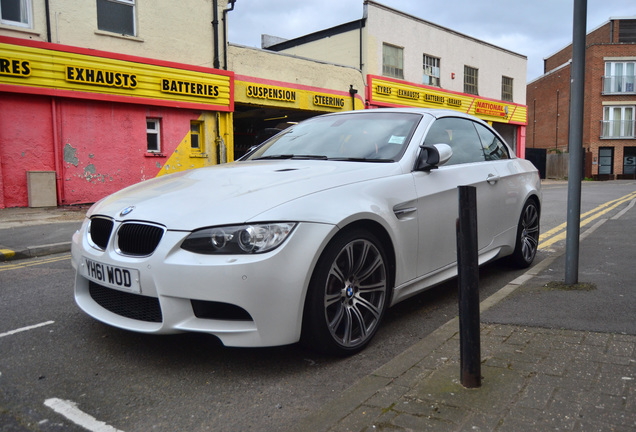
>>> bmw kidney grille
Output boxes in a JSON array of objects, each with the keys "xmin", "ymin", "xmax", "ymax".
[{"xmin": 89, "ymin": 217, "xmax": 164, "ymax": 256}]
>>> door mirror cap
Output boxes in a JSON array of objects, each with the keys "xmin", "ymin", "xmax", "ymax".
[{"xmin": 416, "ymin": 143, "xmax": 453, "ymax": 171}]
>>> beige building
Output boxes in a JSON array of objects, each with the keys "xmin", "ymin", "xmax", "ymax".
[{"xmin": 1, "ymin": 0, "xmax": 223, "ymax": 67}]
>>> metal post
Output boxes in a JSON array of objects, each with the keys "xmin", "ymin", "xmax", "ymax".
[
  {"xmin": 457, "ymin": 186, "xmax": 481, "ymax": 388},
  {"xmin": 565, "ymin": 0, "xmax": 587, "ymax": 284}
]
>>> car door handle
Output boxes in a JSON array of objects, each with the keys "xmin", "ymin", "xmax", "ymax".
[{"xmin": 486, "ymin": 173, "xmax": 500, "ymax": 184}]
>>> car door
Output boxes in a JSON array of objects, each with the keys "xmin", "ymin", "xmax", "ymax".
[
  {"xmin": 472, "ymin": 121, "xmax": 519, "ymax": 238},
  {"xmin": 412, "ymin": 116, "xmax": 509, "ymax": 278}
]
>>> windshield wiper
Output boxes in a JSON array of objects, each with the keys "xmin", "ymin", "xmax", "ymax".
[
  {"xmin": 254, "ymin": 154, "xmax": 328, "ymax": 160},
  {"xmin": 329, "ymin": 157, "xmax": 393, "ymax": 163},
  {"xmin": 254, "ymin": 154, "xmax": 294, "ymax": 160}
]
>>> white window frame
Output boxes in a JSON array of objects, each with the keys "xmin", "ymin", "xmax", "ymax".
[
  {"xmin": 602, "ymin": 106, "xmax": 635, "ymax": 138},
  {"xmin": 0, "ymin": 0, "xmax": 32, "ymax": 28},
  {"xmin": 146, "ymin": 119, "xmax": 161, "ymax": 153},
  {"xmin": 382, "ymin": 43, "xmax": 404, "ymax": 79},
  {"xmin": 502, "ymin": 76, "xmax": 513, "ymax": 102},
  {"xmin": 96, "ymin": 0, "xmax": 136, "ymax": 36},
  {"xmin": 604, "ymin": 62, "xmax": 636, "ymax": 93},
  {"xmin": 464, "ymin": 66, "xmax": 478, "ymax": 95},
  {"xmin": 190, "ymin": 121, "xmax": 203, "ymax": 152},
  {"xmin": 423, "ymin": 55, "xmax": 440, "ymax": 87}
]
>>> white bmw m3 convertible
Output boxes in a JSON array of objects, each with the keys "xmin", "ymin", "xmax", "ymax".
[{"xmin": 71, "ymin": 108, "xmax": 541, "ymax": 355}]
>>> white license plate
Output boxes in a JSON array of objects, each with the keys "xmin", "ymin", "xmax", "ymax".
[{"xmin": 82, "ymin": 257, "xmax": 141, "ymax": 294}]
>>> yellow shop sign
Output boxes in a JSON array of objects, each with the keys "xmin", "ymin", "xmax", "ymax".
[
  {"xmin": 246, "ymin": 84, "xmax": 296, "ymax": 102},
  {"xmin": 65, "ymin": 66, "xmax": 137, "ymax": 88},
  {"xmin": 313, "ymin": 94, "xmax": 345, "ymax": 108},
  {"xmin": 0, "ymin": 56, "xmax": 30, "ymax": 77},
  {"xmin": 475, "ymin": 100, "xmax": 508, "ymax": 118},
  {"xmin": 161, "ymin": 78, "xmax": 219, "ymax": 98}
]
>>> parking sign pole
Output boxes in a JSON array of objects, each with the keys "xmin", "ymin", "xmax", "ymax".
[{"xmin": 565, "ymin": 0, "xmax": 587, "ymax": 285}]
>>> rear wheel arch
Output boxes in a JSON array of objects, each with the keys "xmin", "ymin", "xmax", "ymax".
[{"xmin": 509, "ymin": 195, "xmax": 541, "ymax": 268}]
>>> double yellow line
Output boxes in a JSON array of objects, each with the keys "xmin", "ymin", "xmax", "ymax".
[
  {"xmin": 538, "ymin": 190, "xmax": 636, "ymax": 250},
  {"xmin": 0, "ymin": 253, "xmax": 71, "ymax": 272}
]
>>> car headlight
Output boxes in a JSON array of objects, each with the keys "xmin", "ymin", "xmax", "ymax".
[{"xmin": 181, "ymin": 223, "xmax": 297, "ymax": 254}]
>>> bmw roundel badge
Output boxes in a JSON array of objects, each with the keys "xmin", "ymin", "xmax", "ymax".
[{"xmin": 120, "ymin": 206, "xmax": 135, "ymax": 217}]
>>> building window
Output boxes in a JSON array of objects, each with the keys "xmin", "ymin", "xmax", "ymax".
[
  {"xmin": 146, "ymin": 119, "xmax": 161, "ymax": 153},
  {"xmin": 423, "ymin": 55, "xmax": 440, "ymax": 87},
  {"xmin": 190, "ymin": 121, "xmax": 203, "ymax": 151},
  {"xmin": 601, "ymin": 106, "xmax": 635, "ymax": 138},
  {"xmin": 598, "ymin": 147, "xmax": 614, "ymax": 175},
  {"xmin": 96, "ymin": 0, "xmax": 135, "ymax": 36},
  {"xmin": 0, "ymin": 0, "xmax": 31, "ymax": 28},
  {"xmin": 383, "ymin": 43, "xmax": 403, "ymax": 79},
  {"xmin": 464, "ymin": 66, "xmax": 478, "ymax": 95},
  {"xmin": 604, "ymin": 62, "xmax": 636, "ymax": 93},
  {"xmin": 502, "ymin": 76, "xmax": 513, "ymax": 102}
]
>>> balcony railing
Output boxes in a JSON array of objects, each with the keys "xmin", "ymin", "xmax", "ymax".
[
  {"xmin": 603, "ymin": 75, "xmax": 636, "ymax": 94},
  {"xmin": 600, "ymin": 120, "xmax": 635, "ymax": 138}
]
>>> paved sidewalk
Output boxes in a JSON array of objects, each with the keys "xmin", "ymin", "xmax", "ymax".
[
  {"xmin": 0, "ymin": 206, "xmax": 86, "ymax": 261},
  {"xmin": 293, "ymin": 199, "xmax": 636, "ymax": 431}
]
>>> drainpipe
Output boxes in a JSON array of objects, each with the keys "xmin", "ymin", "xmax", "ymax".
[
  {"xmin": 51, "ymin": 99, "xmax": 64, "ymax": 204},
  {"xmin": 44, "ymin": 0, "xmax": 52, "ymax": 42},
  {"xmin": 359, "ymin": 19, "xmax": 363, "ymax": 72},
  {"xmin": 212, "ymin": 0, "xmax": 220, "ymax": 69},
  {"xmin": 222, "ymin": 0, "xmax": 236, "ymax": 70},
  {"xmin": 555, "ymin": 89, "xmax": 560, "ymax": 150}
]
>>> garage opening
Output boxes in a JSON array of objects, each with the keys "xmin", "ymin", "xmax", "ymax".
[{"xmin": 233, "ymin": 104, "xmax": 320, "ymax": 159}]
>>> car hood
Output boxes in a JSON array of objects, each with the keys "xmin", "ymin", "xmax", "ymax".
[{"xmin": 89, "ymin": 160, "xmax": 400, "ymax": 230}]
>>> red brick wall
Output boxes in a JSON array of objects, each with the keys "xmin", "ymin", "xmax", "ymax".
[
  {"xmin": 526, "ymin": 65, "xmax": 571, "ymax": 152},
  {"xmin": 529, "ymin": 19, "xmax": 636, "ymax": 179},
  {"xmin": 586, "ymin": 43, "xmax": 636, "ymax": 177}
]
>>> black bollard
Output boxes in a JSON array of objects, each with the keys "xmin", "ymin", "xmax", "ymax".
[{"xmin": 456, "ymin": 186, "xmax": 481, "ymax": 388}]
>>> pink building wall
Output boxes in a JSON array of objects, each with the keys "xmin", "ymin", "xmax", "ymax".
[{"xmin": 0, "ymin": 93, "xmax": 201, "ymax": 207}]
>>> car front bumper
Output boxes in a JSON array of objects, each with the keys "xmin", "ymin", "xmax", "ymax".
[{"xmin": 71, "ymin": 219, "xmax": 335, "ymax": 347}]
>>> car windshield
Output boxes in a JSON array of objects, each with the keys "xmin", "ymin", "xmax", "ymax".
[{"xmin": 244, "ymin": 112, "xmax": 422, "ymax": 162}]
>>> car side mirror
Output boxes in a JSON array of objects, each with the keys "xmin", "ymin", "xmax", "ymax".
[{"xmin": 416, "ymin": 143, "xmax": 453, "ymax": 171}]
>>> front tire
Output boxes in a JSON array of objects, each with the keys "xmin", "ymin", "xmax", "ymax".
[
  {"xmin": 302, "ymin": 229, "xmax": 389, "ymax": 356},
  {"xmin": 509, "ymin": 199, "xmax": 540, "ymax": 268}
]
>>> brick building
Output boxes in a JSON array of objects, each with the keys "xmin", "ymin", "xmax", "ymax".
[{"xmin": 527, "ymin": 17, "xmax": 636, "ymax": 179}]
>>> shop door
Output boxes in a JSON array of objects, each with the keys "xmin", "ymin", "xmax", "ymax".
[{"xmin": 598, "ymin": 147, "xmax": 614, "ymax": 175}]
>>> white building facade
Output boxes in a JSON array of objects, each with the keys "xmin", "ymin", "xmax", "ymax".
[{"xmin": 265, "ymin": 0, "xmax": 528, "ymax": 156}]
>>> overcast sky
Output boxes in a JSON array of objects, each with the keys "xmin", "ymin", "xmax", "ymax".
[{"xmin": 227, "ymin": 0, "xmax": 636, "ymax": 82}]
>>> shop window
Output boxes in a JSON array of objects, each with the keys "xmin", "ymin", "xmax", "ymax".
[
  {"xmin": 603, "ymin": 62, "xmax": 635, "ymax": 94},
  {"xmin": 601, "ymin": 106, "xmax": 635, "ymax": 138},
  {"xmin": 0, "ymin": 0, "xmax": 32, "ymax": 28},
  {"xmin": 423, "ymin": 55, "xmax": 440, "ymax": 87},
  {"xmin": 464, "ymin": 66, "xmax": 478, "ymax": 95},
  {"xmin": 598, "ymin": 147, "xmax": 614, "ymax": 175},
  {"xmin": 146, "ymin": 119, "xmax": 161, "ymax": 153},
  {"xmin": 502, "ymin": 76, "xmax": 513, "ymax": 102},
  {"xmin": 190, "ymin": 121, "xmax": 204, "ymax": 152},
  {"xmin": 624, "ymin": 147, "xmax": 636, "ymax": 175},
  {"xmin": 383, "ymin": 43, "xmax": 403, "ymax": 79},
  {"xmin": 96, "ymin": 0, "xmax": 135, "ymax": 36}
]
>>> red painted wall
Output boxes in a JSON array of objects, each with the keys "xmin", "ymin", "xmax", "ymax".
[
  {"xmin": 0, "ymin": 93, "xmax": 56, "ymax": 207},
  {"xmin": 0, "ymin": 93, "xmax": 201, "ymax": 207}
]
